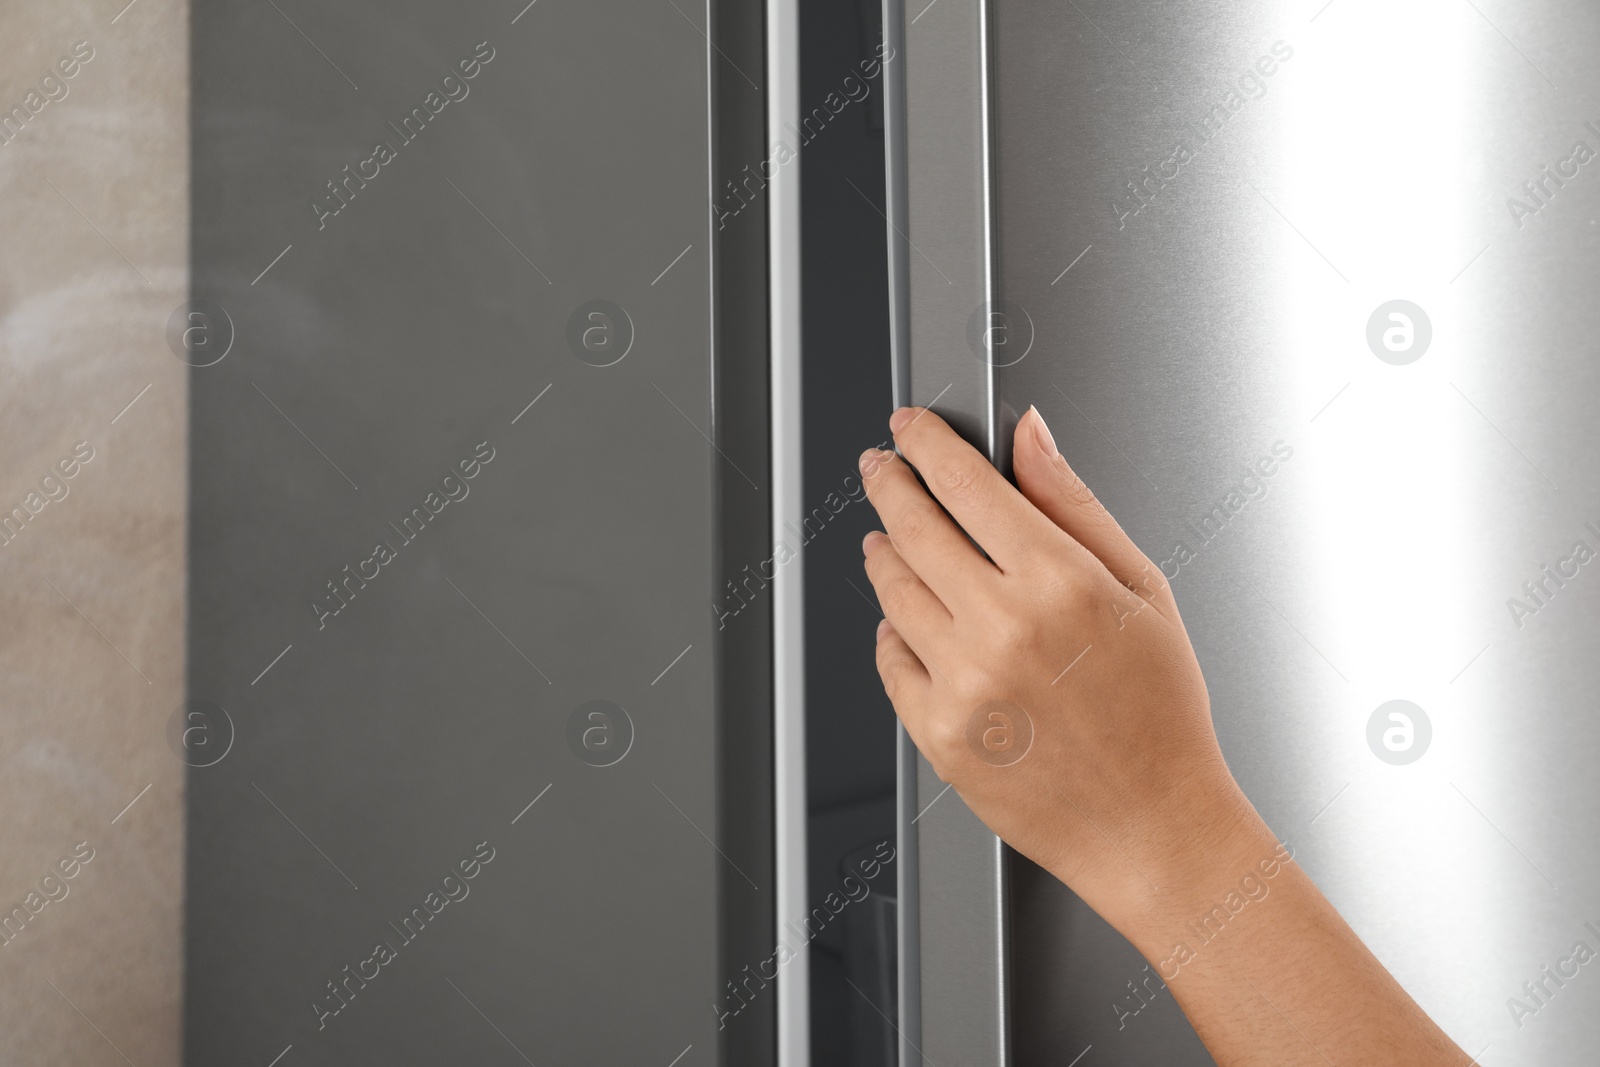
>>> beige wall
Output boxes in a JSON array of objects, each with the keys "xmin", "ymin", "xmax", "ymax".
[{"xmin": 0, "ymin": 0, "xmax": 185, "ymax": 1062}]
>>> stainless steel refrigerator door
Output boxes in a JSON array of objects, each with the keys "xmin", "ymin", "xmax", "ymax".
[
  {"xmin": 891, "ymin": 1, "xmax": 1600, "ymax": 1064},
  {"xmin": 185, "ymin": 2, "xmax": 773, "ymax": 1064}
]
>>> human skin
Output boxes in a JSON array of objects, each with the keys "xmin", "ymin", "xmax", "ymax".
[{"xmin": 857, "ymin": 404, "xmax": 1471, "ymax": 1066}]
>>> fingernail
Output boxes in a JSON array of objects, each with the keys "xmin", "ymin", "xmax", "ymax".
[
  {"xmin": 876, "ymin": 618, "xmax": 892, "ymax": 640},
  {"xmin": 860, "ymin": 447, "xmax": 890, "ymax": 477},
  {"xmin": 1029, "ymin": 405, "xmax": 1058, "ymax": 458},
  {"xmin": 863, "ymin": 530, "xmax": 887, "ymax": 556},
  {"xmin": 889, "ymin": 407, "xmax": 919, "ymax": 433}
]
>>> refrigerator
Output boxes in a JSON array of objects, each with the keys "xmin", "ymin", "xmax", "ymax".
[{"xmin": 170, "ymin": 0, "xmax": 1600, "ymax": 1064}]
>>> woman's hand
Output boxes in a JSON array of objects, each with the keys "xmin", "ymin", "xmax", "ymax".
[
  {"xmin": 859, "ymin": 404, "xmax": 1469, "ymax": 1067},
  {"xmin": 859, "ymin": 404, "xmax": 1262, "ymax": 929}
]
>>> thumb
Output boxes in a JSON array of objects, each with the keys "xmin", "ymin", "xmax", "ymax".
[{"xmin": 1012, "ymin": 405, "xmax": 1170, "ymax": 607}]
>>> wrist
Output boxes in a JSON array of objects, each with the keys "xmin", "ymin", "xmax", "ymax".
[
  {"xmin": 1129, "ymin": 797, "xmax": 1289, "ymax": 966},
  {"xmin": 1064, "ymin": 772, "xmax": 1283, "ymax": 957}
]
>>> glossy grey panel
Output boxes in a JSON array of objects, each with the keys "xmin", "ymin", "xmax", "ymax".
[
  {"xmin": 186, "ymin": 1, "xmax": 771, "ymax": 1064},
  {"xmin": 795, "ymin": 0, "xmax": 904, "ymax": 1063},
  {"xmin": 987, "ymin": 1, "xmax": 1600, "ymax": 1064}
]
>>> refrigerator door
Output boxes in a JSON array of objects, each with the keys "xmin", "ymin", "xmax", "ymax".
[
  {"xmin": 185, "ymin": 2, "xmax": 772, "ymax": 1064},
  {"xmin": 891, "ymin": 1, "xmax": 1600, "ymax": 1064}
]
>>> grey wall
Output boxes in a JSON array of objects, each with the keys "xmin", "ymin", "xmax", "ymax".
[{"xmin": 0, "ymin": 0, "xmax": 186, "ymax": 1064}]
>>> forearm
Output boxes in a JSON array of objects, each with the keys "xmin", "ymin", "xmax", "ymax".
[{"xmin": 1085, "ymin": 792, "xmax": 1468, "ymax": 1066}]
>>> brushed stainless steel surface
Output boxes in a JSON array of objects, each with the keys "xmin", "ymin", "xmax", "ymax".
[
  {"xmin": 889, "ymin": 0, "xmax": 1012, "ymax": 1062},
  {"xmin": 974, "ymin": 1, "xmax": 1600, "ymax": 1063}
]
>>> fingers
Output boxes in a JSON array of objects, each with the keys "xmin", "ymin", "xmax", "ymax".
[
  {"xmin": 859, "ymin": 446, "xmax": 994, "ymax": 607},
  {"xmin": 886, "ymin": 406, "xmax": 1063, "ymax": 575},
  {"xmin": 874, "ymin": 618, "xmax": 931, "ymax": 710},
  {"xmin": 1011, "ymin": 405, "xmax": 1172, "ymax": 608},
  {"xmin": 862, "ymin": 530, "xmax": 952, "ymax": 660}
]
